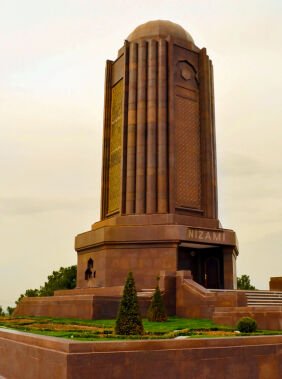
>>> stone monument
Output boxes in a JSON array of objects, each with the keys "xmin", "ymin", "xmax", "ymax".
[
  {"xmin": 13, "ymin": 19, "xmax": 282, "ymax": 331},
  {"xmin": 76, "ymin": 20, "xmax": 238, "ymax": 291}
]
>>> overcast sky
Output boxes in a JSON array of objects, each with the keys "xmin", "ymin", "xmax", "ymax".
[{"xmin": 0, "ymin": 0, "xmax": 281, "ymax": 309}]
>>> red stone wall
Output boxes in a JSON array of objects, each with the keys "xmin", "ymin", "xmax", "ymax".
[
  {"xmin": 77, "ymin": 244, "xmax": 178, "ymax": 289},
  {"xmin": 0, "ymin": 329, "xmax": 281, "ymax": 379}
]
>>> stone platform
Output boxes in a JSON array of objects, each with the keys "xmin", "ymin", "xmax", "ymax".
[
  {"xmin": 13, "ymin": 271, "xmax": 282, "ymax": 331},
  {"xmin": 13, "ymin": 286, "xmax": 153, "ymax": 320},
  {"xmin": 0, "ymin": 328, "xmax": 281, "ymax": 379}
]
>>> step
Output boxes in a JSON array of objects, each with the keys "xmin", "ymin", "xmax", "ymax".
[
  {"xmin": 248, "ymin": 301, "xmax": 282, "ymax": 304},
  {"xmin": 247, "ymin": 297, "xmax": 282, "ymax": 303},
  {"xmin": 247, "ymin": 294, "xmax": 282, "ymax": 297},
  {"xmin": 214, "ymin": 306, "xmax": 282, "ymax": 312},
  {"xmin": 248, "ymin": 299, "xmax": 282, "ymax": 305},
  {"xmin": 245, "ymin": 291, "xmax": 282, "ymax": 296},
  {"xmin": 248, "ymin": 302, "xmax": 282, "ymax": 305}
]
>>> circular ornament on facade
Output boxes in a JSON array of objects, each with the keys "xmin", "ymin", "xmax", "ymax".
[{"xmin": 181, "ymin": 68, "xmax": 192, "ymax": 81}]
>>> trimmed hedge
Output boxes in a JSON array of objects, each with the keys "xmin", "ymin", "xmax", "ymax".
[
  {"xmin": 115, "ymin": 271, "xmax": 144, "ymax": 335},
  {"xmin": 147, "ymin": 279, "xmax": 167, "ymax": 322},
  {"xmin": 237, "ymin": 317, "xmax": 257, "ymax": 333}
]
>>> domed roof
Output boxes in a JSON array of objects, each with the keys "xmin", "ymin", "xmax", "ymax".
[{"xmin": 127, "ymin": 20, "xmax": 194, "ymax": 44}]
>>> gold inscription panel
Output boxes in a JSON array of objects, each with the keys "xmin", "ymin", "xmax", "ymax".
[
  {"xmin": 187, "ymin": 228, "xmax": 226, "ymax": 244},
  {"xmin": 107, "ymin": 79, "xmax": 123, "ymax": 214}
]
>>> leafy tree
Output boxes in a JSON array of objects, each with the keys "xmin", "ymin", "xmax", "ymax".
[
  {"xmin": 39, "ymin": 265, "xmax": 77, "ymax": 296},
  {"xmin": 7, "ymin": 306, "xmax": 15, "ymax": 315},
  {"xmin": 237, "ymin": 274, "xmax": 256, "ymax": 290},
  {"xmin": 0, "ymin": 306, "xmax": 5, "ymax": 316},
  {"xmin": 15, "ymin": 289, "xmax": 40, "ymax": 305},
  {"xmin": 147, "ymin": 277, "xmax": 167, "ymax": 322},
  {"xmin": 15, "ymin": 265, "xmax": 77, "ymax": 305},
  {"xmin": 115, "ymin": 271, "xmax": 144, "ymax": 335}
]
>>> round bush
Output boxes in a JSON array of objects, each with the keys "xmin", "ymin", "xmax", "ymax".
[{"xmin": 237, "ymin": 317, "xmax": 257, "ymax": 333}]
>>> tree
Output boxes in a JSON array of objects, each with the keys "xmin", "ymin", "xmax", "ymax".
[
  {"xmin": 7, "ymin": 306, "xmax": 15, "ymax": 315},
  {"xmin": 147, "ymin": 277, "xmax": 167, "ymax": 322},
  {"xmin": 115, "ymin": 271, "xmax": 144, "ymax": 335},
  {"xmin": 39, "ymin": 265, "xmax": 77, "ymax": 296},
  {"xmin": 237, "ymin": 274, "xmax": 256, "ymax": 290},
  {"xmin": 16, "ymin": 289, "xmax": 40, "ymax": 305},
  {"xmin": 0, "ymin": 306, "xmax": 5, "ymax": 316},
  {"xmin": 15, "ymin": 265, "xmax": 77, "ymax": 304}
]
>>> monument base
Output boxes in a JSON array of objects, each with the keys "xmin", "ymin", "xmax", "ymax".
[{"xmin": 75, "ymin": 214, "xmax": 238, "ymax": 290}]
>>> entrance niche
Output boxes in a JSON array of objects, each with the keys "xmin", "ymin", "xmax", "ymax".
[
  {"xmin": 177, "ymin": 246, "xmax": 223, "ymax": 289},
  {"xmin": 178, "ymin": 247, "xmax": 200, "ymax": 283},
  {"xmin": 85, "ymin": 258, "xmax": 94, "ymax": 280},
  {"xmin": 204, "ymin": 257, "xmax": 220, "ymax": 289}
]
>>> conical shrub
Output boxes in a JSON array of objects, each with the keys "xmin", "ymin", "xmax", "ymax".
[
  {"xmin": 115, "ymin": 271, "xmax": 144, "ymax": 335},
  {"xmin": 147, "ymin": 277, "xmax": 167, "ymax": 322}
]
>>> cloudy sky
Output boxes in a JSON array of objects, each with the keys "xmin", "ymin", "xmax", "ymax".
[{"xmin": 0, "ymin": 0, "xmax": 281, "ymax": 309}]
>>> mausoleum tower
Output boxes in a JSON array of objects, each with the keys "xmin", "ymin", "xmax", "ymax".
[
  {"xmin": 75, "ymin": 20, "xmax": 239, "ymax": 291},
  {"xmin": 100, "ymin": 20, "xmax": 217, "ymax": 220}
]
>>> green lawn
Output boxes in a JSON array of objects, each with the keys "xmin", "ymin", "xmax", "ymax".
[
  {"xmin": 0, "ymin": 316, "xmax": 280, "ymax": 341},
  {"xmin": 89, "ymin": 316, "xmax": 219, "ymax": 332}
]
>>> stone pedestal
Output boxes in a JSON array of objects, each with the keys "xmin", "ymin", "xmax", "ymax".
[{"xmin": 76, "ymin": 214, "xmax": 238, "ymax": 290}]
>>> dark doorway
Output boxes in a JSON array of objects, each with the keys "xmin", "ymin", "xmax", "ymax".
[
  {"xmin": 85, "ymin": 258, "xmax": 94, "ymax": 280},
  {"xmin": 178, "ymin": 246, "xmax": 223, "ymax": 289},
  {"xmin": 178, "ymin": 247, "xmax": 200, "ymax": 283},
  {"xmin": 204, "ymin": 257, "xmax": 220, "ymax": 289}
]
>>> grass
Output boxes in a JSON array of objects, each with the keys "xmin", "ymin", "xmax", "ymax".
[
  {"xmin": 90, "ymin": 316, "xmax": 220, "ymax": 332},
  {"xmin": 0, "ymin": 316, "xmax": 281, "ymax": 341}
]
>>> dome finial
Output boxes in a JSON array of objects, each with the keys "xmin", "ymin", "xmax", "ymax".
[{"xmin": 127, "ymin": 20, "xmax": 194, "ymax": 44}]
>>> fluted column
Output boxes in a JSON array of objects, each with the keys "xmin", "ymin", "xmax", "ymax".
[
  {"xmin": 100, "ymin": 60, "xmax": 112, "ymax": 219},
  {"xmin": 146, "ymin": 40, "xmax": 157, "ymax": 213},
  {"xmin": 157, "ymin": 39, "xmax": 168, "ymax": 213},
  {"xmin": 209, "ymin": 60, "xmax": 218, "ymax": 219},
  {"xmin": 199, "ymin": 48, "xmax": 215, "ymax": 219},
  {"xmin": 125, "ymin": 43, "xmax": 138, "ymax": 214},
  {"xmin": 135, "ymin": 40, "xmax": 147, "ymax": 213}
]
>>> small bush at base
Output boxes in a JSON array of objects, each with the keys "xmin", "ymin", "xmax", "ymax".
[
  {"xmin": 115, "ymin": 271, "xmax": 144, "ymax": 335},
  {"xmin": 147, "ymin": 278, "xmax": 167, "ymax": 322},
  {"xmin": 237, "ymin": 317, "xmax": 257, "ymax": 333}
]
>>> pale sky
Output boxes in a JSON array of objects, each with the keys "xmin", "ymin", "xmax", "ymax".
[{"xmin": 0, "ymin": 0, "xmax": 281, "ymax": 309}]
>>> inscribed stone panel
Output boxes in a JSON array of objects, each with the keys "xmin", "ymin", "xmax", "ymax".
[{"xmin": 107, "ymin": 79, "xmax": 123, "ymax": 214}]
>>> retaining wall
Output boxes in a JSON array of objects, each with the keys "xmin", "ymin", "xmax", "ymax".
[{"xmin": 0, "ymin": 329, "xmax": 281, "ymax": 379}]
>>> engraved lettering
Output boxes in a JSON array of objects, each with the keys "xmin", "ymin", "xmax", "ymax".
[
  {"xmin": 205, "ymin": 232, "xmax": 211, "ymax": 240},
  {"xmin": 188, "ymin": 229, "xmax": 194, "ymax": 239},
  {"xmin": 199, "ymin": 231, "xmax": 204, "ymax": 240},
  {"xmin": 212, "ymin": 232, "xmax": 221, "ymax": 242}
]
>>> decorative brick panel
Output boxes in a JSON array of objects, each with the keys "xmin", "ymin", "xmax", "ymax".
[{"xmin": 175, "ymin": 95, "xmax": 201, "ymax": 209}]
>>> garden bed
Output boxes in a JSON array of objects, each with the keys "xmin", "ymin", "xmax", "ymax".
[{"xmin": 0, "ymin": 316, "xmax": 280, "ymax": 341}]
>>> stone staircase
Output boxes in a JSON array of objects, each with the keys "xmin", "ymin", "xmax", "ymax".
[
  {"xmin": 210, "ymin": 289, "xmax": 282, "ymax": 330},
  {"xmin": 244, "ymin": 290, "xmax": 282, "ymax": 307}
]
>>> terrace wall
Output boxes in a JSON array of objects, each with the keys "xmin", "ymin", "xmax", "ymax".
[{"xmin": 0, "ymin": 329, "xmax": 281, "ymax": 379}]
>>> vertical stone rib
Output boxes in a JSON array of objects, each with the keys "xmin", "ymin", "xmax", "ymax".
[
  {"xmin": 157, "ymin": 39, "xmax": 168, "ymax": 213},
  {"xmin": 146, "ymin": 39, "xmax": 157, "ymax": 213},
  {"xmin": 199, "ymin": 48, "xmax": 214, "ymax": 218},
  {"xmin": 209, "ymin": 60, "xmax": 218, "ymax": 219},
  {"xmin": 125, "ymin": 43, "xmax": 138, "ymax": 214},
  {"xmin": 100, "ymin": 60, "xmax": 112, "ymax": 220},
  {"xmin": 135, "ymin": 40, "xmax": 147, "ymax": 214}
]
